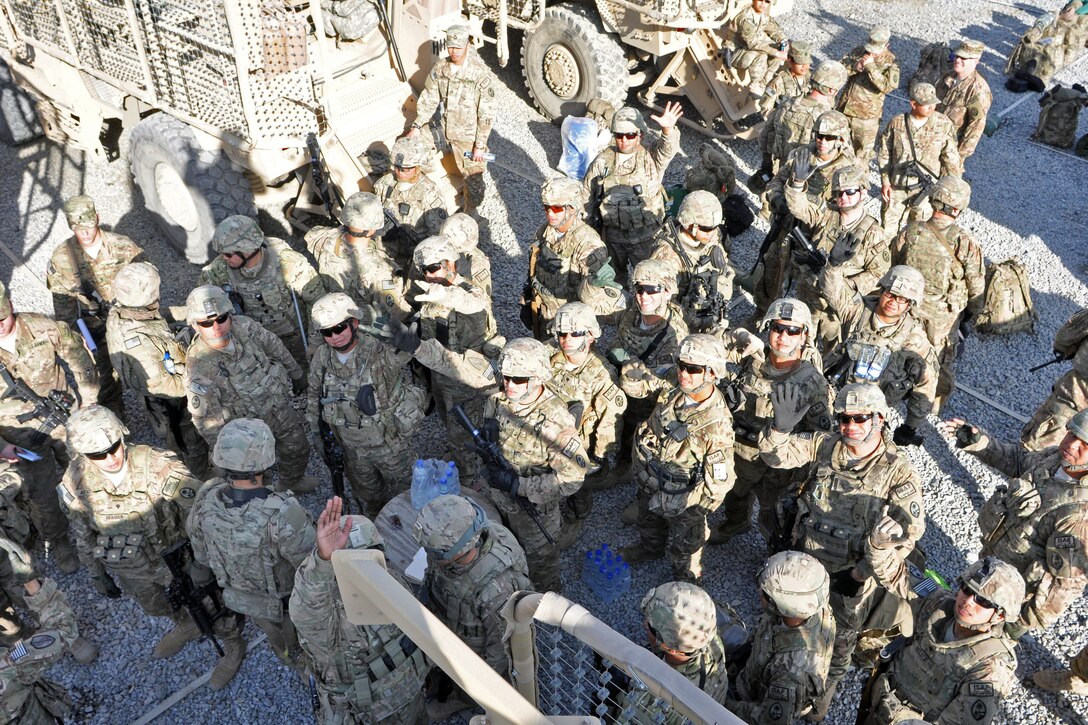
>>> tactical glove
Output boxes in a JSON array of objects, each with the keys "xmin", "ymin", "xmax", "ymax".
[
  {"xmin": 387, "ymin": 317, "xmax": 422, "ymax": 354},
  {"xmin": 828, "ymin": 231, "xmax": 861, "ymax": 266},
  {"xmin": 869, "ymin": 513, "xmax": 907, "ymax": 550},
  {"xmin": 892, "ymin": 424, "xmax": 924, "ymax": 447},
  {"xmin": 485, "ymin": 464, "xmax": 520, "ymax": 496},
  {"xmin": 795, "ymin": 247, "xmax": 827, "ymax": 273},
  {"xmin": 291, "ymin": 376, "xmax": 307, "ymax": 396},
  {"xmin": 771, "ymin": 382, "xmax": 807, "ymax": 433},
  {"xmin": 92, "ymin": 572, "xmax": 122, "ymax": 599},
  {"xmin": 955, "ymin": 423, "xmax": 981, "ymax": 448},
  {"xmin": 791, "ymin": 154, "xmax": 815, "ymax": 184}
]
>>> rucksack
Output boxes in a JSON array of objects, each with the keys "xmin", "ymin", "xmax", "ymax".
[
  {"xmin": 1053, "ymin": 309, "xmax": 1088, "ymax": 359},
  {"xmin": 976, "ymin": 258, "xmax": 1036, "ymax": 334},
  {"xmin": 910, "ymin": 42, "xmax": 951, "ymax": 90},
  {"xmin": 1033, "ymin": 84, "xmax": 1088, "ymax": 149}
]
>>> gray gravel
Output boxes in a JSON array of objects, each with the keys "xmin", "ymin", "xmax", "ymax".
[{"xmin": 3, "ymin": 0, "xmax": 1088, "ymax": 723}]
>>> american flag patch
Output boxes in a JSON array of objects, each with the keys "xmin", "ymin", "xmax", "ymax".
[{"xmin": 8, "ymin": 640, "xmax": 28, "ymax": 661}]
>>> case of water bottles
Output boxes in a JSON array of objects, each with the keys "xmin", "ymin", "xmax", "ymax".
[
  {"xmin": 581, "ymin": 544, "xmax": 632, "ymax": 604},
  {"xmin": 410, "ymin": 459, "xmax": 460, "ymax": 510}
]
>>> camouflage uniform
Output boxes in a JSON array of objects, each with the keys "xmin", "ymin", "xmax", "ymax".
[
  {"xmin": 726, "ymin": 552, "xmax": 835, "ymax": 724},
  {"xmin": 1022, "ymin": 341, "xmax": 1088, "ymax": 450},
  {"xmin": 372, "ymin": 138, "xmax": 451, "ymax": 268},
  {"xmin": 188, "ymin": 418, "xmax": 316, "ymax": 665},
  {"xmin": 106, "ymin": 262, "xmax": 208, "ymax": 476},
  {"xmin": 441, "ymin": 213, "xmax": 493, "ymax": 298},
  {"xmin": 583, "ymin": 108, "xmax": 680, "ymax": 275},
  {"xmin": 729, "ymin": 2, "xmax": 788, "ymax": 96},
  {"xmin": 0, "ymin": 455, "xmax": 31, "ymax": 551},
  {"xmin": 412, "ymin": 25, "xmax": 496, "ymax": 211},
  {"xmin": 758, "ymin": 42, "xmax": 812, "ymax": 116},
  {"xmin": 199, "ymin": 216, "xmax": 325, "ymax": 369},
  {"xmin": 0, "ymin": 578, "xmax": 80, "ymax": 724},
  {"xmin": 307, "ymin": 294, "xmax": 426, "ymax": 516},
  {"xmin": 46, "ymin": 195, "xmax": 144, "ymax": 417},
  {"xmin": 936, "ymin": 41, "xmax": 993, "ymax": 160},
  {"xmin": 290, "ymin": 518, "xmax": 428, "ymax": 724},
  {"xmin": 759, "ymin": 61, "xmax": 848, "ymax": 170},
  {"xmin": 838, "ymin": 28, "xmax": 900, "ymax": 164}
]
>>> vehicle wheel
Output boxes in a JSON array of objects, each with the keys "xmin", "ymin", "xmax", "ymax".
[
  {"xmin": 0, "ymin": 61, "xmax": 43, "ymax": 146},
  {"xmin": 128, "ymin": 113, "xmax": 255, "ymax": 264},
  {"xmin": 520, "ymin": 4, "xmax": 627, "ymax": 121}
]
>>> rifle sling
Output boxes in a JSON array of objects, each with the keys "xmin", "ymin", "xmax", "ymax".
[{"xmin": 903, "ymin": 114, "xmax": 939, "ymax": 183}]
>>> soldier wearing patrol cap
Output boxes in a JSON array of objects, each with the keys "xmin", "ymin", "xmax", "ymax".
[
  {"xmin": 183, "ymin": 285, "xmax": 318, "ymax": 494},
  {"xmin": 619, "ymin": 334, "xmax": 736, "ymax": 583},
  {"xmin": 290, "ymin": 496, "xmax": 429, "ymax": 723},
  {"xmin": 940, "ymin": 409, "xmax": 1088, "ymax": 637},
  {"xmin": 187, "ymin": 418, "xmax": 316, "ymax": 678},
  {"xmin": 408, "ymin": 23, "xmax": 497, "ymax": 213},
  {"xmin": 583, "ymin": 102, "xmax": 684, "ymax": 278},
  {"xmin": 440, "ymin": 212, "xmax": 493, "ymax": 297},
  {"xmin": 726, "ymin": 551, "xmax": 835, "ymax": 724},
  {"xmin": 819, "ymin": 263, "xmax": 937, "ymax": 447},
  {"xmin": 937, "ymin": 39, "xmax": 993, "ymax": 161},
  {"xmin": 760, "ymin": 382, "xmax": 925, "ymax": 720},
  {"xmin": 838, "ymin": 27, "xmax": 901, "ymax": 165},
  {"xmin": 372, "ymin": 137, "xmax": 451, "ymax": 269},
  {"xmin": 891, "ymin": 176, "xmax": 985, "ymax": 411},
  {"xmin": 649, "ymin": 190, "xmax": 734, "ymax": 334},
  {"xmin": 306, "ymin": 292, "xmax": 427, "ymax": 517},
  {"xmin": 105, "ymin": 262, "xmax": 208, "ymax": 476},
  {"xmin": 199, "ymin": 215, "xmax": 324, "ymax": 369},
  {"xmin": 757, "ymin": 41, "xmax": 812, "ymax": 118}
]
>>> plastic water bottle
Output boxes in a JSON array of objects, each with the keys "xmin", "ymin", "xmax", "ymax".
[
  {"xmin": 162, "ymin": 351, "xmax": 177, "ymax": 375},
  {"xmin": 410, "ymin": 460, "xmax": 433, "ymax": 510},
  {"xmin": 412, "ymin": 460, "xmax": 461, "ymax": 510},
  {"xmin": 582, "ymin": 544, "xmax": 632, "ymax": 603},
  {"xmin": 436, "ymin": 461, "xmax": 460, "ymax": 497}
]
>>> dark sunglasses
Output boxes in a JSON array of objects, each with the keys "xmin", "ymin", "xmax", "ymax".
[
  {"xmin": 394, "ymin": 165, "xmax": 417, "ymax": 172},
  {"xmin": 544, "ymin": 204, "xmax": 567, "ymax": 214},
  {"xmin": 815, "ymin": 133, "xmax": 839, "ymax": 141},
  {"xmin": 419, "ymin": 262, "xmax": 444, "ymax": 274},
  {"xmin": 838, "ymin": 413, "xmax": 874, "ymax": 425},
  {"xmin": 558, "ymin": 330, "xmax": 587, "ymax": 338},
  {"xmin": 614, "ymin": 131, "xmax": 639, "ymax": 140},
  {"xmin": 321, "ymin": 321, "xmax": 351, "ymax": 337},
  {"xmin": 677, "ymin": 361, "xmax": 706, "ymax": 375},
  {"xmin": 635, "ymin": 284, "xmax": 664, "ymax": 295},
  {"xmin": 697, "ymin": 224, "xmax": 717, "ymax": 233},
  {"xmin": 770, "ymin": 322, "xmax": 803, "ymax": 336},
  {"xmin": 86, "ymin": 439, "xmax": 123, "ymax": 461},
  {"xmin": 502, "ymin": 375, "xmax": 530, "ymax": 385},
  {"xmin": 881, "ymin": 291, "xmax": 911, "ymax": 305},
  {"xmin": 966, "ymin": 589, "xmax": 999, "ymax": 612},
  {"xmin": 196, "ymin": 313, "xmax": 229, "ymax": 328},
  {"xmin": 836, "ymin": 188, "xmax": 861, "ymax": 197}
]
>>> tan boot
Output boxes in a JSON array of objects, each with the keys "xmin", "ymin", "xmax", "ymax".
[
  {"xmin": 1033, "ymin": 668, "xmax": 1088, "ymax": 696},
  {"xmin": 558, "ymin": 520, "xmax": 583, "ymax": 551},
  {"xmin": 69, "ymin": 636, "xmax": 98, "ymax": 664},
  {"xmin": 287, "ymin": 476, "xmax": 320, "ymax": 494},
  {"xmin": 617, "ymin": 544, "xmax": 663, "ymax": 565},
  {"xmin": 152, "ymin": 616, "xmax": 202, "ymax": 659},
  {"xmin": 619, "ymin": 500, "xmax": 639, "ymax": 525},
  {"xmin": 52, "ymin": 541, "xmax": 80, "ymax": 574},
  {"xmin": 208, "ymin": 634, "xmax": 247, "ymax": 690}
]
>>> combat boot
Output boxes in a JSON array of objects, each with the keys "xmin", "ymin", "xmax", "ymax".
[
  {"xmin": 0, "ymin": 606, "xmax": 24, "ymax": 645},
  {"xmin": 153, "ymin": 616, "xmax": 202, "ymax": 659},
  {"xmin": 619, "ymin": 500, "xmax": 639, "ymax": 525},
  {"xmin": 1033, "ymin": 669, "xmax": 1088, "ymax": 696},
  {"xmin": 708, "ymin": 518, "xmax": 752, "ymax": 544},
  {"xmin": 70, "ymin": 636, "xmax": 99, "ymax": 664},
  {"xmin": 617, "ymin": 544, "xmax": 663, "ymax": 565},
  {"xmin": 558, "ymin": 520, "xmax": 583, "ymax": 551},
  {"xmin": 52, "ymin": 540, "xmax": 80, "ymax": 574},
  {"xmin": 208, "ymin": 634, "xmax": 247, "ymax": 690},
  {"xmin": 287, "ymin": 476, "xmax": 320, "ymax": 495}
]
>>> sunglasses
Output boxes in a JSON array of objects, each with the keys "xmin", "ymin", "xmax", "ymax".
[
  {"xmin": 965, "ymin": 589, "xmax": 999, "ymax": 612},
  {"xmin": 838, "ymin": 413, "xmax": 874, "ymax": 425},
  {"xmin": 697, "ymin": 224, "xmax": 717, "ymax": 233},
  {"xmin": 394, "ymin": 165, "xmax": 417, "ymax": 172},
  {"xmin": 502, "ymin": 375, "xmax": 530, "ymax": 385},
  {"xmin": 544, "ymin": 204, "xmax": 567, "ymax": 214},
  {"xmin": 770, "ymin": 322, "xmax": 803, "ymax": 336},
  {"xmin": 558, "ymin": 330, "xmax": 587, "ymax": 338},
  {"xmin": 836, "ymin": 188, "xmax": 861, "ymax": 197},
  {"xmin": 419, "ymin": 262, "xmax": 444, "ymax": 274},
  {"xmin": 635, "ymin": 284, "xmax": 664, "ymax": 295},
  {"xmin": 196, "ymin": 313, "xmax": 230, "ymax": 328},
  {"xmin": 86, "ymin": 439, "xmax": 123, "ymax": 461},
  {"xmin": 815, "ymin": 133, "xmax": 839, "ymax": 141},
  {"xmin": 677, "ymin": 361, "xmax": 706, "ymax": 375},
  {"xmin": 614, "ymin": 132, "xmax": 639, "ymax": 140},
  {"xmin": 881, "ymin": 291, "xmax": 911, "ymax": 305},
  {"xmin": 321, "ymin": 321, "xmax": 351, "ymax": 337}
]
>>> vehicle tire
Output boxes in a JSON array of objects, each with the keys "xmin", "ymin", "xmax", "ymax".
[
  {"xmin": 520, "ymin": 4, "xmax": 627, "ymax": 122},
  {"xmin": 128, "ymin": 113, "xmax": 255, "ymax": 264},
  {"xmin": 0, "ymin": 61, "xmax": 43, "ymax": 146}
]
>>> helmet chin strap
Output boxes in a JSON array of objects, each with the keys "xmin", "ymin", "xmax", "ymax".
[
  {"xmin": 843, "ymin": 415, "xmax": 883, "ymax": 445},
  {"xmin": 331, "ymin": 323, "xmax": 357, "ymax": 353},
  {"xmin": 955, "ymin": 609, "xmax": 1002, "ymax": 632}
]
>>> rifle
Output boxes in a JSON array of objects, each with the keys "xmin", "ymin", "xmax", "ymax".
[
  {"xmin": 317, "ymin": 417, "xmax": 348, "ymax": 514},
  {"xmin": 0, "ymin": 362, "xmax": 73, "ymax": 440},
  {"xmin": 306, "ymin": 133, "xmax": 343, "ymax": 224},
  {"xmin": 290, "ymin": 290, "xmax": 309, "ymax": 354},
  {"xmin": 787, "ymin": 225, "xmax": 827, "ymax": 272},
  {"xmin": 902, "ymin": 118, "xmax": 939, "ymax": 208},
  {"xmin": 684, "ymin": 269, "xmax": 726, "ymax": 330},
  {"xmin": 1029, "ymin": 354, "xmax": 1067, "ymax": 373},
  {"xmin": 161, "ymin": 540, "xmax": 227, "ymax": 657},
  {"xmin": 450, "ymin": 403, "xmax": 555, "ymax": 546},
  {"xmin": 309, "ymin": 673, "xmax": 321, "ymax": 720},
  {"xmin": 854, "ymin": 635, "xmax": 908, "ymax": 725}
]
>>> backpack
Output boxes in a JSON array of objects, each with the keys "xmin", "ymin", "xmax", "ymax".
[
  {"xmin": 910, "ymin": 42, "xmax": 951, "ymax": 90},
  {"xmin": 976, "ymin": 258, "xmax": 1036, "ymax": 334},
  {"xmin": 1077, "ymin": 132, "xmax": 1088, "ymax": 157},
  {"xmin": 1033, "ymin": 84, "xmax": 1088, "ymax": 149},
  {"xmin": 1053, "ymin": 309, "xmax": 1088, "ymax": 359}
]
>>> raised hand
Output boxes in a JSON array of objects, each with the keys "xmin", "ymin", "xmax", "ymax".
[{"xmin": 317, "ymin": 496, "xmax": 352, "ymax": 561}]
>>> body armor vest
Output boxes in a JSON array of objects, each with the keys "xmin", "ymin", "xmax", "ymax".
[{"xmin": 595, "ymin": 148, "xmax": 665, "ymax": 230}]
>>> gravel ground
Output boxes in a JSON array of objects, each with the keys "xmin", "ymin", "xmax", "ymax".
[{"xmin": 3, "ymin": 1, "xmax": 1088, "ymax": 723}]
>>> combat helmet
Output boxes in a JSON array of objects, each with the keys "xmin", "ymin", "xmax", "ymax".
[
  {"xmin": 340, "ymin": 515, "xmax": 384, "ymax": 551},
  {"xmin": 311, "ymin": 292, "xmax": 361, "ymax": 331},
  {"xmin": 553, "ymin": 301, "xmax": 601, "ymax": 338},
  {"xmin": 611, "ymin": 107, "xmax": 643, "ymax": 135},
  {"xmin": 499, "ymin": 338, "xmax": 552, "ymax": 382},
  {"xmin": 640, "ymin": 581, "xmax": 717, "ymax": 654},
  {"xmin": 390, "ymin": 137, "xmax": 428, "ymax": 168},
  {"xmin": 212, "ymin": 418, "xmax": 277, "ymax": 475},
  {"xmin": 414, "ymin": 495, "xmax": 488, "ymax": 561},
  {"xmin": 677, "ymin": 334, "xmax": 729, "ymax": 379},
  {"xmin": 761, "ymin": 297, "xmax": 813, "ymax": 333},
  {"xmin": 834, "ymin": 382, "xmax": 890, "ymax": 419},
  {"xmin": 185, "ymin": 285, "xmax": 233, "ymax": 325},
  {"xmin": 413, "ymin": 235, "xmax": 456, "ymax": 270},
  {"xmin": 630, "ymin": 259, "xmax": 676, "ymax": 295},
  {"xmin": 0, "ymin": 280, "xmax": 10, "ymax": 319},
  {"xmin": 830, "ymin": 164, "xmax": 867, "ymax": 210},
  {"xmin": 1066, "ymin": 409, "xmax": 1088, "ymax": 444},
  {"xmin": 342, "ymin": 192, "xmax": 385, "ymax": 231},
  {"xmin": 957, "ymin": 557, "xmax": 1026, "ymax": 629},
  {"xmin": 676, "ymin": 190, "xmax": 723, "ymax": 230},
  {"xmin": 540, "ymin": 177, "xmax": 583, "ymax": 209},
  {"xmin": 758, "ymin": 551, "xmax": 830, "ymax": 619},
  {"xmin": 930, "ymin": 176, "xmax": 972, "ymax": 214},
  {"xmin": 441, "ymin": 213, "xmax": 479, "ymax": 249},
  {"xmin": 211, "ymin": 215, "xmax": 265, "ymax": 255},
  {"xmin": 878, "ymin": 265, "xmax": 926, "ymax": 305},
  {"xmin": 811, "ymin": 60, "xmax": 848, "ymax": 95},
  {"xmin": 813, "ymin": 110, "xmax": 850, "ymax": 143},
  {"xmin": 113, "ymin": 262, "xmax": 161, "ymax": 308},
  {"xmin": 67, "ymin": 405, "xmax": 129, "ymax": 456}
]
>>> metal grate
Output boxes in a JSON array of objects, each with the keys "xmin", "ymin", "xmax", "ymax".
[
  {"xmin": 59, "ymin": 0, "xmax": 146, "ymax": 89},
  {"xmin": 6, "ymin": 0, "xmax": 68, "ymax": 54}
]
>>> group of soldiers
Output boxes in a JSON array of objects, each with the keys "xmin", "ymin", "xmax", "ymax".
[{"xmin": 1, "ymin": 10, "xmax": 1087, "ymax": 725}]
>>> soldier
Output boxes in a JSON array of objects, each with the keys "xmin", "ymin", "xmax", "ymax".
[
  {"xmin": 940, "ymin": 410, "xmax": 1088, "ymax": 636},
  {"xmin": 757, "ymin": 41, "xmax": 812, "ymax": 118},
  {"xmin": 1033, "ymin": 643, "xmax": 1088, "ymax": 695},
  {"xmin": 891, "ymin": 176, "xmax": 985, "ymax": 410},
  {"xmin": 0, "ymin": 280, "xmax": 95, "ymax": 573},
  {"xmin": 712, "ymin": 299, "xmax": 833, "ymax": 545},
  {"xmin": 1021, "ymin": 309, "xmax": 1088, "ymax": 450},
  {"xmin": 106, "ymin": 262, "xmax": 208, "ymax": 477},
  {"xmin": 524, "ymin": 176, "xmax": 619, "ymax": 339},
  {"xmin": 440, "ymin": 212, "xmax": 493, "ymax": 297},
  {"xmin": 838, "ymin": 27, "xmax": 901, "ymax": 165},
  {"xmin": 46, "ymin": 194, "xmax": 144, "ymax": 417},
  {"xmin": 619, "ymin": 334, "xmax": 736, "ymax": 583},
  {"xmin": 937, "ymin": 40, "xmax": 993, "ymax": 161},
  {"xmin": 56, "ymin": 405, "xmax": 246, "ymax": 686},
  {"xmin": 877, "ymin": 82, "xmax": 962, "ymax": 237},
  {"xmin": 784, "ymin": 162, "xmax": 890, "ymax": 353},
  {"xmin": 199, "ymin": 215, "xmax": 325, "ymax": 369},
  {"xmin": 307, "ymin": 293, "xmax": 426, "ymax": 517},
  {"xmin": 858, "ymin": 556, "xmax": 1024, "ymax": 725},
  {"xmin": 372, "ymin": 137, "xmax": 451, "ymax": 269},
  {"xmin": 306, "ymin": 191, "xmax": 410, "ymax": 321},
  {"xmin": 290, "ymin": 497, "xmax": 429, "ymax": 723},
  {"xmin": 408, "ymin": 23, "xmax": 496, "ymax": 213},
  {"xmin": 548, "ymin": 303, "xmax": 627, "ymax": 543},
  {"xmin": 476, "ymin": 338, "xmax": 587, "ymax": 592},
  {"xmin": 760, "ymin": 383, "xmax": 925, "ymax": 720},
  {"xmin": 188, "ymin": 418, "xmax": 316, "ymax": 669},
  {"xmin": 414, "ymin": 494, "xmax": 532, "ymax": 676},
  {"xmin": 728, "ymin": 0, "xmax": 790, "ymax": 98},
  {"xmin": 649, "ymin": 190, "xmax": 734, "ymax": 334},
  {"xmin": 623, "ymin": 581, "xmax": 728, "ymax": 723},
  {"xmin": 725, "ymin": 551, "xmax": 835, "ymax": 724},
  {"xmin": 183, "ymin": 285, "xmax": 318, "ymax": 494},
  {"xmin": 583, "ymin": 103, "xmax": 683, "ymax": 278},
  {"xmin": 820, "ymin": 264, "xmax": 938, "ymax": 448}
]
